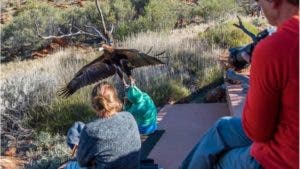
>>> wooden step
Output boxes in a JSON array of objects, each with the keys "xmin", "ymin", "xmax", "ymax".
[
  {"xmin": 225, "ymin": 83, "xmax": 247, "ymax": 117},
  {"xmin": 148, "ymin": 103, "xmax": 230, "ymax": 169},
  {"xmin": 225, "ymin": 69, "xmax": 249, "ymax": 117}
]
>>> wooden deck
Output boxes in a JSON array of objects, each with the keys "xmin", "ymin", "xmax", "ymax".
[
  {"xmin": 146, "ymin": 82, "xmax": 247, "ymax": 169},
  {"xmin": 148, "ymin": 103, "xmax": 230, "ymax": 169},
  {"xmin": 225, "ymin": 84, "xmax": 246, "ymax": 117},
  {"xmin": 225, "ymin": 70, "xmax": 249, "ymax": 117}
]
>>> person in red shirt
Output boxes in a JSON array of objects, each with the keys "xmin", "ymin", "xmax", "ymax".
[
  {"xmin": 180, "ymin": 0, "xmax": 299, "ymax": 169},
  {"xmin": 242, "ymin": 0, "xmax": 299, "ymax": 168}
]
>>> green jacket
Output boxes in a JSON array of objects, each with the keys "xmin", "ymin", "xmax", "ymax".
[{"xmin": 125, "ymin": 85, "xmax": 157, "ymax": 127}]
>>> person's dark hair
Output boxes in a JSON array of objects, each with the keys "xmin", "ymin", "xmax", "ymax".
[{"xmin": 91, "ymin": 82, "xmax": 123, "ymax": 118}]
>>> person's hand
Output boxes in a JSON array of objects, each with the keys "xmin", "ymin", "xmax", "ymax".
[
  {"xmin": 129, "ymin": 76, "xmax": 136, "ymax": 86},
  {"xmin": 71, "ymin": 144, "xmax": 78, "ymax": 158},
  {"xmin": 58, "ymin": 162, "xmax": 68, "ymax": 169},
  {"xmin": 241, "ymin": 51, "xmax": 251, "ymax": 63}
]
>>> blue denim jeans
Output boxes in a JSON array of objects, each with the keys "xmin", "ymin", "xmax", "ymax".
[
  {"xmin": 139, "ymin": 123, "xmax": 158, "ymax": 135},
  {"xmin": 180, "ymin": 117, "xmax": 262, "ymax": 169}
]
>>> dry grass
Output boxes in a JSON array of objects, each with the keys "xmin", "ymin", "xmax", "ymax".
[{"xmin": 119, "ymin": 23, "xmax": 223, "ymax": 90}]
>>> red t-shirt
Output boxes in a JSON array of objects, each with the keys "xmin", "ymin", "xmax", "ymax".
[{"xmin": 242, "ymin": 15, "xmax": 299, "ymax": 169}]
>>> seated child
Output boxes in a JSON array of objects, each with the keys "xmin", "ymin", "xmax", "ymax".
[{"xmin": 125, "ymin": 85, "xmax": 158, "ymax": 135}]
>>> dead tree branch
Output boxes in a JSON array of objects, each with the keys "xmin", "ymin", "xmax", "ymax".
[
  {"xmin": 233, "ymin": 16, "xmax": 257, "ymax": 41},
  {"xmin": 34, "ymin": 21, "xmax": 100, "ymax": 40}
]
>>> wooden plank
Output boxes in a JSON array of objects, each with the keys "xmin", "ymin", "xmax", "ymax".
[
  {"xmin": 225, "ymin": 83, "xmax": 247, "ymax": 117},
  {"xmin": 148, "ymin": 103, "xmax": 230, "ymax": 169}
]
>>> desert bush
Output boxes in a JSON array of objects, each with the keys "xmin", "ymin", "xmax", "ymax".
[
  {"xmin": 110, "ymin": 0, "xmax": 135, "ymax": 23},
  {"xmin": 199, "ymin": 19, "xmax": 259, "ymax": 48},
  {"xmin": 1, "ymin": 1, "xmax": 63, "ymax": 59},
  {"xmin": 0, "ymin": 70, "xmax": 57, "ymax": 141},
  {"xmin": 1, "ymin": 0, "xmax": 136, "ymax": 60},
  {"xmin": 130, "ymin": 0, "xmax": 150, "ymax": 15},
  {"xmin": 141, "ymin": 0, "xmax": 178, "ymax": 31},
  {"xmin": 0, "ymin": 48, "xmax": 97, "ymax": 135},
  {"xmin": 26, "ymin": 87, "xmax": 96, "ymax": 134},
  {"xmin": 114, "ymin": 18, "xmax": 145, "ymax": 39},
  {"xmin": 148, "ymin": 79, "xmax": 191, "ymax": 106},
  {"xmin": 114, "ymin": 0, "xmax": 181, "ymax": 39},
  {"xmin": 25, "ymin": 132, "xmax": 69, "ymax": 169},
  {"xmin": 236, "ymin": 0, "xmax": 261, "ymax": 16},
  {"xmin": 192, "ymin": 0, "xmax": 240, "ymax": 21},
  {"xmin": 0, "ymin": 71, "xmax": 57, "ymax": 114},
  {"xmin": 250, "ymin": 17, "xmax": 269, "ymax": 28},
  {"xmin": 63, "ymin": 0, "xmax": 135, "ymax": 29},
  {"xmin": 195, "ymin": 53, "xmax": 224, "ymax": 88}
]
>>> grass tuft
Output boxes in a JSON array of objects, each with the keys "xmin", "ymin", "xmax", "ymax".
[{"xmin": 199, "ymin": 19, "xmax": 259, "ymax": 48}]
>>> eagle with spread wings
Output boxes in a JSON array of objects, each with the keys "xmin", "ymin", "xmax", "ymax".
[{"xmin": 58, "ymin": 44, "xmax": 164, "ymax": 98}]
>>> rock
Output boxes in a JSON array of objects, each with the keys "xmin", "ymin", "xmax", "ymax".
[
  {"xmin": 0, "ymin": 156, "xmax": 26, "ymax": 169},
  {"xmin": 3, "ymin": 147, "xmax": 16, "ymax": 157},
  {"xmin": 204, "ymin": 85, "xmax": 226, "ymax": 103}
]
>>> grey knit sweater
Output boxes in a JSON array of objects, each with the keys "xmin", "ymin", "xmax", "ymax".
[{"xmin": 76, "ymin": 111, "xmax": 141, "ymax": 169}]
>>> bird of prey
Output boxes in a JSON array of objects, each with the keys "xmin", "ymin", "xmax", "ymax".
[{"xmin": 58, "ymin": 44, "xmax": 165, "ymax": 98}]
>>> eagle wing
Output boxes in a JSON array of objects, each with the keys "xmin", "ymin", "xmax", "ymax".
[
  {"xmin": 58, "ymin": 52, "xmax": 116, "ymax": 98},
  {"xmin": 114, "ymin": 49, "xmax": 165, "ymax": 68},
  {"xmin": 73, "ymin": 51, "xmax": 107, "ymax": 77}
]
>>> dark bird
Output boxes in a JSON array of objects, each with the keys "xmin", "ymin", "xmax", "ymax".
[{"xmin": 58, "ymin": 44, "xmax": 165, "ymax": 98}]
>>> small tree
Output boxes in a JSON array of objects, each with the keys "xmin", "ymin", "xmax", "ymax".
[
  {"xmin": 142, "ymin": 0, "xmax": 178, "ymax": 31},
  {"xmin": 1, "ymin": 1, "xmax": 63, "ymax": 59}
]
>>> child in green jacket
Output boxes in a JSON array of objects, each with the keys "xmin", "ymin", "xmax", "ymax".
[{"xmin": 125, "ymin": 85, "xmax": 157, "ymax": 135}]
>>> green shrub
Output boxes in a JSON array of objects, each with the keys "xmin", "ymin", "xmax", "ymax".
[
  {"xmin": 115, "ymin": 0, "xmax": 187, "ymax": 39},
  {"xmin": 199, "ymin": 20, "xmax": 259, "ymax": 48},
  {"xmin": 130, "ymin": 0, "xmax": 150, "ymax": 15},
  {"xmin": 196, "ymin": 64, "xmax": 223, "ymax": 88},
  {"xmin": 63, "ymin": 0, "xmax": 135, "ymax": 41},
  {"xmin": 1, "ymin": 0, "xmax": 136, "ymax": 59},
  {"xmin": 192, "ymin": 0, "xmax": 240, "ymax": 21},
  {"xmin": 1, "ymin": 1, "xmax": 63, "ymax": 58},
  {"xmin": 251, "ymin": 17, "xmax": 269, "ymax": 28},
  {"xmin": 115, "ymin": 0, "xmax": 193, "ymax": 39},
  {"xmin": 147, "ymin": 79, "xmax": 191, "ymax": 106},
  {"xmin": 26, "ymin": 87, "xmax": 96, "ymax": 134},
  {"xmin": 0, "ymin": 70, "xmax": 58, "ymax": 137},
  {"xmin": 142, "ymin": 0, "xmax": 178, "ymax": 31},
  {"xmin": 25, "ymin": 132, "xmax": 69, "ymax": 169},
  {"xmin": 235, "ymin": 0, "xmax": 262, "ymax": 16},
  {"xmin": 110, "ymin": 0, "xmax": 135, "ymax": 23}
]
